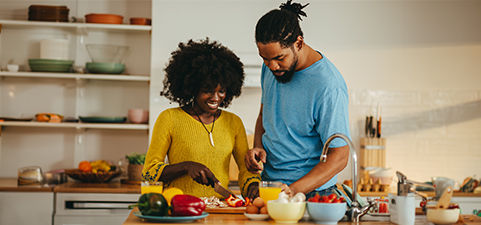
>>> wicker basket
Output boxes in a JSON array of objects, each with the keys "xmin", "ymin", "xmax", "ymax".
[{"xmin": 65, "ymin": 169, "xmax": 121, "ymax": 183}]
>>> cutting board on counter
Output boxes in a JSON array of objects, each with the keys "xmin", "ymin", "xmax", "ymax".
[{"xmin": 205, "ymin": 206, "xmax": 245, "ymax": 214}]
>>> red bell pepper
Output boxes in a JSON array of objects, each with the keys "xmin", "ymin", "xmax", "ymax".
[
  {"xmin": 225, "ymin": 194, "xmax": 245, "ymax": 207},
  {"xmin": 171, "ymin": 194, "xmax": 206, "ymax": 216}
]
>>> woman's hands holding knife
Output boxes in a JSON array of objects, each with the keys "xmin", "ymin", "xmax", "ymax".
[
  {"xmin": 184, "ymin": 161, "xmax": 219, "ymax": 187},
  {"xmin": 160, "ymin": 161, "xmax": 219, "ymax": 188}
]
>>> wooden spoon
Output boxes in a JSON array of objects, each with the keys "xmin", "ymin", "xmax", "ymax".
[{"xmin": 436, "ymin": 186, "xmax": 453, "ymax": 209}]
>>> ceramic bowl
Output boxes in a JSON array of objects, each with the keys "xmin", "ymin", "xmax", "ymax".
[
  {"xmin": 427, "ymin": 208, "xmax": 460, "ymax": 225},
  {"xmin": 307, "ymin": 202, "xmax": 347, "ymax": 225},
  {"xmin": 86, "ymin": 62, "xmax": 125, "ymax": 74},
  {"xmin": 267, "ymin": 201, "xmax": 305, "ymax": 223}
]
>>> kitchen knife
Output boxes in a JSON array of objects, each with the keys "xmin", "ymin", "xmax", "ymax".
[{"xmin": 214, "ymin": 182, "xmax": 236, "ymax": 199}]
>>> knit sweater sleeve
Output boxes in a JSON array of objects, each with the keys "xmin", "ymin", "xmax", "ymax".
[
  {"xmin": 142, "ymin": 110, "xmax": 172, "ymax": 182},
  {"xmin": 232, "ymin": 116, "xmax": 261, "ymax": 197}
]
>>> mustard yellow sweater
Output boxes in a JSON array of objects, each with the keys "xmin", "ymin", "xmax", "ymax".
[{"xmin": 142, "ymin": 107, "xmax": 260, "ymax": 198}]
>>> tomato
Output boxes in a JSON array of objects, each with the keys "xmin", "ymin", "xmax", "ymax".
[
  {"xmin": 320, "ymin": 195, "xmax": 329, "ymax": 203},
  {"xmin": 333, "ymin": 199, "xmax": 342, "ymax": 203},
  {"xmin": 328, "ymin": 193, "xmax": 337, "ymax": 200}
]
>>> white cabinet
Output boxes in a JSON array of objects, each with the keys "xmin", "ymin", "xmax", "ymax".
[
  {"xmin": 0, "ymin": 191, "xmax": 54, "ymax": 225},
  {"xmin": 0, "ymin": 0, "xmax": 152, "ymax": 177}
]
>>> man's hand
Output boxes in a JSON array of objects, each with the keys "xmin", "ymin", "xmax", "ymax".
[
  {"xmin": 245, "ymin": 147, "xmax": 266, "ymax": 174},
  {"xmin": 246, "ymin": 182, "xmax": 259, "ymax": 200},
  {"xmin": 184, "ymin": 161, "xmax": 219, "ymax": 187}
]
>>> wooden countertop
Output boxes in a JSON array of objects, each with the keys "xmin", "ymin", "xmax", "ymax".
[
  {"xmin": 0, "ymin": 178, "xmax": 140, "ymax": 193},
  {"xmin": 0, "ymin": 178, "xmax": 53, "ymax": 192},
  {"xmin": 124, "ymin": 208, "xmax": 481, "ymax": 225}
]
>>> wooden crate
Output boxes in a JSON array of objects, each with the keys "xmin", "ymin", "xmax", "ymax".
[{"xmin": 360, "ymin": 138, "xmax": 386, "ymax": 168}]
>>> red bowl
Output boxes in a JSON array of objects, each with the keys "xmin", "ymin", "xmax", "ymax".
[
  {"xmin": 130, "ymin": 17, "xmax": 151, "ymax": 25},
  {"xmin": 85, "ymin": 13, "xmax": 123, "ymax": 24}
]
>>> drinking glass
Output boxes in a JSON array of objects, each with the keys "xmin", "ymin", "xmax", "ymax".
[
  {"xmin": 259, "ymin": 181, "xmax": 283, "ymax": 202},
  {"xmin": 141, "ymin": 181, "xmax": 163, "ymax": 194}
]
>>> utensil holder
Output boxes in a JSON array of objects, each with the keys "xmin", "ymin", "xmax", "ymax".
[
  {"xmin": 389, "ymin": 194, "xmax": 415, "ymax": 225},
  {"xmin": 360, "ymin": 137, "xmax": 386, "ymax": 168}
]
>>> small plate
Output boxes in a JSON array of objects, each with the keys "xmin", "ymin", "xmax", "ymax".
[
  {"xmin": 244, "ymin": 213, "xmax": 269, "ymax": 220},
  {"xmin": 133, "ymin": 211, "xmax": 208, "ymax": 223}
]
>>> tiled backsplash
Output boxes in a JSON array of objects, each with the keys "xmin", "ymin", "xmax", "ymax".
[{"xmin": 344, "ymin": 89, "xmax": 481, "ymax": 185}]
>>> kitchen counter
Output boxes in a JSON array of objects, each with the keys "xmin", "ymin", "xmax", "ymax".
[
  {"xmin": 122, "ymin": 208, "xmax": 481, "ymax": 225},
  {"xmin": 0, "ymin": 178, "xmax": 140, "ymax": 193},
  {"xmin": 0, "ymin": 178, "xmax": 53, "ymax": 192}
]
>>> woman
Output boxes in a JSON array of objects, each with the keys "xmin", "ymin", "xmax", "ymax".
[{"xmin": 142, "ymin": 38, "xmax": 260, "ymax": 199}]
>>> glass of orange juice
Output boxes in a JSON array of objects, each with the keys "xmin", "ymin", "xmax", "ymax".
[
  {"xmin": 259, "ymin": 181, "xmax": 283, "ymax": 202},
  {"xmin": 141, "ymin": 181, "xmax": 163, "ymax": 194}
]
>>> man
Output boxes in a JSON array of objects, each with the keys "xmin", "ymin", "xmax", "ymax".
[{"xmin": 245, "ymin": 0, "xmax": 351, "ymax": 197}]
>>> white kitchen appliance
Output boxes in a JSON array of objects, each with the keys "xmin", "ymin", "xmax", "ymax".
[{"xmin": 54, "ymin": 193, "xmax": 139, "ymax": 225}]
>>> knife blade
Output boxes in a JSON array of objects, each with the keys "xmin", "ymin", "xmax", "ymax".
[{"xmin": 214, "ymin": 182, "xmax": 236, "ymax": 199}]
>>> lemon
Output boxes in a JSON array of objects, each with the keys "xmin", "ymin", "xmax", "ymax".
[{"xmin": 162, "ymin": 187, "xmax": 184, "ymax": 205}]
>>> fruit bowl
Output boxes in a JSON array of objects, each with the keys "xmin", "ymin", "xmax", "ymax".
[{"xmin": 65, "ymin": 169, "xmax": 121, "ymax": 183}]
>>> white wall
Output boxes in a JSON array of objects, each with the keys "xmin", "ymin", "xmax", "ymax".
[{"xmin": 152, "ymin": 0, "xmax": 481, "ymax": 185}]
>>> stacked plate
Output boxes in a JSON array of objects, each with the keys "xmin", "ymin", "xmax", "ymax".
[
  {"xmin": 86, "ymin": 62, "xmax": 125, "ymax": 74},
  {"xmin": 28, "ymin": 5, "xmax": 69, "ymax": 22},
  {"xmin": 29, "ymin": 59, "xmax": 73, "ymax": 72}
]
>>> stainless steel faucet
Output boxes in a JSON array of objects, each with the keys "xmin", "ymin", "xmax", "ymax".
[{"xmin": 320, "ymin": 133, "xmax": 374, "ymax": 223}]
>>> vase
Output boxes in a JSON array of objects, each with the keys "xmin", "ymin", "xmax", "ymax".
[{"xmin": 128, "ymin": 164, "xmax": 143, "ymax": 181}]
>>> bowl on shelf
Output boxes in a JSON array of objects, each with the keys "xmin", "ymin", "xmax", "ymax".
[
  {"xmin": 427, "ymin": 208, "xmax": 460, "ymax": 225},
  {"xmin": 28, "ymin": 5, "xmax": 69, "ymax": 22},
  {"xmin": 86, "ymin": 62, "xmax": 125, "ymax": 74},
  {"xmin": 29, "ymin": 58, "xmax": 73, "ymax": 72},
  {"xmin": 79, "ymin": 116, "xmax": 126, "ymax": 123},
  {"xmin": 130, "ymin": 17, "xmax": 151, "ymax": 25},
  {"xmin": 86, "ymin": 44, "xmax": 129, "ymax": 64},
  {"xmin": 267, "ymin": 200, "xmax": 306, "ymax": 223},
  {"xmin": 85, "ymin": 13, "xmax": 123, "ymax": 24},
  {"xmin": 307, "ymin": 201, "xmax": 347, "ymax": 224}
]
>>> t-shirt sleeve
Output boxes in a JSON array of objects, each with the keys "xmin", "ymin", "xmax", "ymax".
[
  {"xmin": 315, "ymin": 87, "xmax": 351, "ymax": 148},
  {"xmin": 142, "ymin": 110, "xmax": 171, "ymax": 182},
  {"xmin": 260, "ymin": 64, "xmax": 267, "ymax": 104}
]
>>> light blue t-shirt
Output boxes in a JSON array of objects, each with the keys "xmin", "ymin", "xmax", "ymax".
[{"xmin": 260, "ymin": 53, "xmax": 350, "ymax": 191}]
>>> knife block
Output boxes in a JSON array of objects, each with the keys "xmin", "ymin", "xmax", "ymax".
[{"xmin": 360, "ymin": 137, "xmax": 386, "ymax": 169}]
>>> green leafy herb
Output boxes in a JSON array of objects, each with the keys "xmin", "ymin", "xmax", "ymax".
[{"xmin": 125, "ymin": 152, "xmax": 146, "ymax": 165}]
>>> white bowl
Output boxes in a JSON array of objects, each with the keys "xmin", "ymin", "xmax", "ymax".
[
  {"xmin": 7, "ymin": 64, "xmax": 19, "ymax": 72},
  {"xmin": 267, "ymin": 201, "xmax": 306, "ymax": 223},
  {"xmin": 427, "ymin": 208, "xmax": 460, "ymax": 225},
  {"xmin": 244, "ymin": 213, "xmax": 269, "ymax": 220}
]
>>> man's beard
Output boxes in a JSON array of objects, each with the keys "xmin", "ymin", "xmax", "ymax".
[{"xmin": 273, "ymin": 58, "xmax": 297, "ymax": 84}]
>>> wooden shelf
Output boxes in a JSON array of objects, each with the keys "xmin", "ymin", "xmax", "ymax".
[
  {"xmin": 0, "ymin": 19, "xmax": 151, "ymax": 32},
  {"xmin": 0, "ymin": 121, "xmax": 148, "ymax": 130},
  {"xmin": 0, "ymin": 71, "xmax": 150, "ymax": 82}
]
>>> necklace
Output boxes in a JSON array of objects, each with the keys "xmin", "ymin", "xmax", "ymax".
[{"xmin": 193, "ymin": 110, "xmax": 217, "ymax": 147}]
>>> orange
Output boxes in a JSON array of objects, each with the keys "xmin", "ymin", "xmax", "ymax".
[{"xmin": 78, "ymin": 161, "xmax": 92, "ymax": 172}]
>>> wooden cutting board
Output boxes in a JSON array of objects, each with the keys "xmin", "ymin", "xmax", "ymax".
[{"xmin": 205, "ymin": 206, "xmax": 245, "ymax": 214}]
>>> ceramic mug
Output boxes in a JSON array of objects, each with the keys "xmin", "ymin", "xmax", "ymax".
[{"xmin": 128, "ymin": 109, "xmax": 149, "ymax": 124}]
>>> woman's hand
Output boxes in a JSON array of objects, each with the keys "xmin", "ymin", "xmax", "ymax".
[
  {"xmin": 184, "ymin": 161, "xmax": 219, "ymax": 187},
  {"xmin": 246, "ymin": 182, "xmax": 259, "ymax": 200},
  {"xmin": 245, "ymin": 147, "xmax": 266, "ymax": 174}
]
